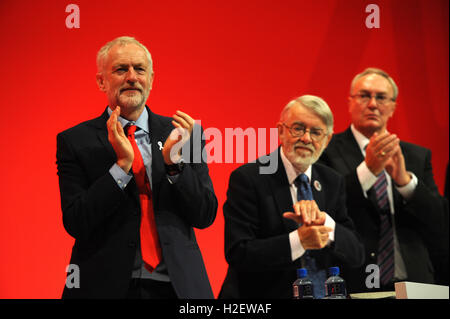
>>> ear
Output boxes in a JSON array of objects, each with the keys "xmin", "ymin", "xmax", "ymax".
[
  {"xmin": 389, "ymin": 101, "xmax": 397, "ymax": 118},
  {"xmin": 276, "ymin": 122, "xmax": 284, "ymax": 138},
  {"xmin": 96, "ymin": 73, "xmax": 106, "ymax": 92}
]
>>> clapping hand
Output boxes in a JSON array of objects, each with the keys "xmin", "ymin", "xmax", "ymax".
[
  {"xmin": 162, "ymin": 110, "xmax": 195, "ymax": 165},
  {"xmin": 106, "ymin": 106, "xmax": 134, "ymax": 173}
]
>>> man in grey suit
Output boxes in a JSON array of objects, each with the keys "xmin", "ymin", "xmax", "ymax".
[{"xmin": 57, "ymin": 36, "xmax": 217, "ymax": 298}]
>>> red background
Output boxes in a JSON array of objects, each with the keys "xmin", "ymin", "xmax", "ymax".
[{"xmin": 0, "ymin": 0, "xmax": 448, "ymax": 298}]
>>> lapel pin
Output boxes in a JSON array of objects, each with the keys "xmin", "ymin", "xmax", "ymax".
[
  {"xmin": 157, "ymin": 141, "xmax": 163, "ymax": 150},
  {"xmin": 313, "ymin": 180, "xmax": 322, "ymax": 192}
]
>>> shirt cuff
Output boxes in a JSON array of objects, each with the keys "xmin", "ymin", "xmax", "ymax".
[
  {"xmin": 323, "ymin": 213, "xmax": 336, "ymax": 243},
  {"xmin": 395, "ymin": 171, "xmax": 417, "ymax": 200},
  {"xmin": 109, "ymin": 163, "xmax": 133, "ymax": 190},
  {"xmin": 289, "ymin": 214, "xmax": 336, "ymax": 262},
  {"xmin": 289, "ymin": 230, "xmax": 305, "ymax": 261},
  {"xmin": 356, "ymin": 161, "xmax": 378, "ymax": 197}
]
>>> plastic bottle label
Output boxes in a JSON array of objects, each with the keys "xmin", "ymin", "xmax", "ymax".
[
  {"xmin": 325, "ymin": 281, "xmax": 346, "ymax": 297},
  {"xmin": 293, "ymin": 286, "xmax": 299, "ymax": 298}
]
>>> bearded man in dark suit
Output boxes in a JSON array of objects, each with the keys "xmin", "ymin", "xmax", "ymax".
[
  {"xmin": 57, "ymin": 36, "xmax": 217, "ymax": 298},
  {"xmin": 219, "ymin": 95, "xmax": 365, "ymax": 299}
]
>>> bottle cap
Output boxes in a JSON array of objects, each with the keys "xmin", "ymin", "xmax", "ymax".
[
  {"xmin": 329, "ymin": 266, "xmax": 340, "ymax": 276},
  {"xmin": 297, "ymin": 268, "xmax": 307, "ymax": 278}
]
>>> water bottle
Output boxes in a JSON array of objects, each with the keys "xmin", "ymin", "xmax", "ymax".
[
  {"xmin": 293, "ymin": 268, "xmax": 314, "ymax": 299},
  {"xmin": 324, "ymin": 266, "xmax": 347, "ymax": 299}
]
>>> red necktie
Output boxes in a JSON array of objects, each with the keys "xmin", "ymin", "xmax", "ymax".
[{"xmin": 126, "ymin": 124, "xmax": 161, "ymax": 272}]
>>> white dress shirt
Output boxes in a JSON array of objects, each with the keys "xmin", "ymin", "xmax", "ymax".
[
  {"xmin": 280, "ymin": 147, "xmax": 336, "ymax": 262},
  {"xmin": 351, "ymin": 124, "xmax": 414, "ymax": 280}
]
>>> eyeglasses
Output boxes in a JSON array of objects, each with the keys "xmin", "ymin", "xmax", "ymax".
[
  {"xmin": 351, "ymin": 93, "xmax": 395, "ymax": 106},
  {"xmin": 282, "ymin": 123, "xmax": 327, "ymax": 142}
]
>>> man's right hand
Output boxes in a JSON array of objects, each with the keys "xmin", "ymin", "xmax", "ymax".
[
  {"xmin": 107, "ymin": 106, "xmax": 134, "ymax": 173},
  {"xmin": 365, "ymin": 131, "xmax": 400, "ymax": 176},
  {"xmin": 283, "ymin": 200, "xmax": 326, "ymax": 226},
  {"xmin": 297, "ymin": 225, "xmax": 332, "ymax": 250}
]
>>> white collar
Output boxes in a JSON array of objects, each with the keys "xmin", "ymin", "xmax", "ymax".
[{"xmin": 350, "ymin": 124, "xmax": 370, "ymax": 155}]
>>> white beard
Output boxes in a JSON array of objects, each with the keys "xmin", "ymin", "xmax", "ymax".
[
  {"xmin": 284, "ymin": 142, "xmax": 326, "ymax": 172},
  {"xmin": 118, "ymin": 90, "xmax": 147, "ymax": 109}
]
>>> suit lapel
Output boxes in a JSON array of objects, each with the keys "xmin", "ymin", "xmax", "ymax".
[
  {"xmin": 336, "ymin": 127, "xmax": 365, "ymax": 173},
  {"xmin": 310, "ymin": 166, "xmax": 326, "ymax": 211},
  {"xmin": 90, "ymin": 107, "xmax": 118, "ymax": 162},
  {"xmin": 147, "ymin": 106, "xmax": 172, "ymax": 200},
  {"xmin": 266, "ymin": 148, "xmax": 298, "ymax": 232}
]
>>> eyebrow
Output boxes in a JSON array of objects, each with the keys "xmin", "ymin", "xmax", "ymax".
[
  {"xmin": 358, "ymin": 89, "xmax": 388, "ymax": 95},
  {"xmin": 113, "ymin": 63, "xmax": 146, "ymax": 69},
  {"xmin": 291, "ymin": 122, "xmax": 323, "ymax": 130}
]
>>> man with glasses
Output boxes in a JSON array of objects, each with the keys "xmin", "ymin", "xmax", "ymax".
[
  {"xmin": 319, "ymin": 67, "xmax": 448, "ymax": 292},
  {"xmin": 219, "ymin": 95, "xmax": 364, "ymax": 298}
]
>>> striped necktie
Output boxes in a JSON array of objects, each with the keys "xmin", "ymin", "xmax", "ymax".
[{"xmin": 371, "ymin": 172, "xmax": 394, "ymax": 286}]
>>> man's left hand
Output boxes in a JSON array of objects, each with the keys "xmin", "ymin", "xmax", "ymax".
[
  {"xmin": 385, "ymin": 146, "xmax": 411, "ymax": 186},
  {"xmin": 162, "ymin": 110, "xmax": 194, "ymax": 165}
]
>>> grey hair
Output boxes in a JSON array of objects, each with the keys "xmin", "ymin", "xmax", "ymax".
[
  {"xmin": 350, "ymin": 67, "xmax": 398, "ymax": 101},
  {"xmin": 96, "ymin": 36, "xmax": 153, "ymax": 74},
  {"xmin": 280, "ymin": 95, "xmax": 334, "ymax": 134}
]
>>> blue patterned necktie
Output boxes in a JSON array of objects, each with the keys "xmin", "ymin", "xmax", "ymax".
[
  {"xmin": 371, "ymin": 172, "xmax": 394, "ymax": 286},
  {"xmin": 294, "ymin": 173, "xmax": 327, "ymax": 299}
]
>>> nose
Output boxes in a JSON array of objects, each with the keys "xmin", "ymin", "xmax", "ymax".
[
  {"xmin": 367, "ymin": 95, "xmax": 378, "ymax": 108},
  {"xmin": 125, "ymin": 68, "xmax": 138, "ymax": 83},
  {"xmin": 300, "ymin": 129, "xmax": 312, "ymax": 144}
]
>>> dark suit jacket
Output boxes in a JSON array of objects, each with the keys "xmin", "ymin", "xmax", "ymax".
[
  {"xmin": 56, "ymin": 106, "xmax": 218, "ymax": 298},
  {"xmin": 219, "ymin": 148, "xmax": 365, "ymax": 299},
  {"xmin": 319, "ymin": 127, "xmax": 449, "ymax": 291}
]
